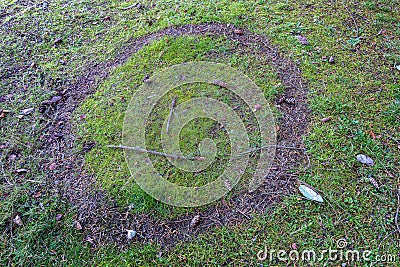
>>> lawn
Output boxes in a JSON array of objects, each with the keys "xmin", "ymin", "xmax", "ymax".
[{"xmin": 0, "ymin": 0, "xmax": 399, "ymax": 266}]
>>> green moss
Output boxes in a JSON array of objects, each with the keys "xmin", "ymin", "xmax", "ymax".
[{"xmin": 76, "ymin": 36, "xmax": 281, "ymax": 216}]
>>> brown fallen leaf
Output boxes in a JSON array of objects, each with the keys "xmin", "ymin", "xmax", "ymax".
[
  {"xmin": 0, "ymin": 109, "xmax": 10, "ymax": 119},
  {"xmin": 367, "ymin": 129, "xmax": 376, "ymax": 139}
]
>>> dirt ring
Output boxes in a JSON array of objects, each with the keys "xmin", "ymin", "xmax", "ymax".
[{"xmin": 38, "ymin": 22, "xmax": 309, "ymax": 248}]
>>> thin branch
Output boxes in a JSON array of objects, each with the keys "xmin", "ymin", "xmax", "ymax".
[
  {"xmin": 107, "ymin": 145, "xmax": 205, "ymax": 161},
  {"xmin": 108, "ymin": 144, "xmax": 307, "ymax": 162},
  {"xmin": 395, "ymin": 189, "xmax": 400, "ymax": 236},
  {"xmin": 121, "ymin": 3, "xmax": 140, "ymax": 10},
  {"xmin": 166, "ymin": 97, "xmax": 176, "ymax": 134}
]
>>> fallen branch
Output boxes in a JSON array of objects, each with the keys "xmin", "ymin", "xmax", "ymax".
[
  {"xmin": 108, "ymin": 144, "xmax": 309, "ymax": 163},
  {"xmin": 107, "ymin": 145, "xmax": 205, "ymax": 161},
  {"xmin": 121, "ymin": 3, "xmax": 140, "ymax": 10},
  {"xmin": 395, "ymin": 189, "xmax": 400, "ymax": 236}
]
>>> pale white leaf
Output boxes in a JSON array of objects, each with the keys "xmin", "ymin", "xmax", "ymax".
[
  {"xmin": 20, "ymin": 108, "xmax": 34, "ymax": 115},
  {"xmin": 356, "ymin": 154, "xmax": 374, "ymax": 166},
  {"xmin": 299, "ymin": 184, "xmax": 324, "ymax": 203},
  {"xmin": 127, "ymin": 230, "xmax": 136, "ymax": 239}
]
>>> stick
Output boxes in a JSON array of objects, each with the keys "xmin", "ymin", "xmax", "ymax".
[
  {"xmin": 166, "ymin": 97, "xmax": 176, "ymax": 134},
  {"xmin": 107, "ymin": 145, "xmax": 205, "ymax": 161},
  {"xmin": 395, "ymin": 189, "xmax": 400, "ymax": 236},
  {"xmin": 121, "ymin": 3, "xmax": 139, "ymax": 10}
]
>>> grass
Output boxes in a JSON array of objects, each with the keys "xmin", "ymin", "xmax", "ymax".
[{"xmin": 1, "ymin": 0, "xmax": 399, "ymax": 266}]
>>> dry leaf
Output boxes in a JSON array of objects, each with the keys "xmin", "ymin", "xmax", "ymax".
[
  {"xmin": 367, "ymin": 130, "xmax": 376, "ymax": 139},
  {"xmin": 20, "ymin": 108, "xmax": 34, "ymax": 115},
  {"xmin": 41, "ymin": 96, "xmax": 62, "ymax": 105},
  {"xmin": 321, "ymin": 117, "xmax": 331, "ymax": 123},
  {"xmin": 356, "ymin": 154, "xmax": 374, "ymax": 166},
  {"xmin": 0, "ymin": 110, "xmax": 10, "ymax": 119},
  {"xmin": 298, "ymin": 182, "xmax": 324, "ymax": 203},
  {"xmin": 0, "ymin": 94, "xmax": 13, "ymax": 102},
  {"xmin": 253, "ymin": 104, "xmax": 262, "ymax": 112},
  {"xmin": 49, "ymin": 162, "xmax": 57, "ymax": 171},
  {"xmin": 13, "ymin": 215, "xmax": 22, "ymax": 226},
  {"xmin": 127, "ymin": 230, "xmax": 136, "ymax": 239},
  {"xmin": 234, "ymin": 29, "xmax": 243, "ymax": 35},
  {"xmin": 190, "ymin": 215, "xmax": 201, "ymax": 228},
  {"xmin": 297, "ymin": 35, "xmax": 309, "ymax": 45},
  {"xmin": 74, "ymin": 221, "xmax": 82, "ymax": 230},
  {"xmin": 368, "ymin": 175, "xmax": 379, "ymax": 189}
]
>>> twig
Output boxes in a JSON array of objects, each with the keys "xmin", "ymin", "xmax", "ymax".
[
  {"xmin": 378, "ymin": 230, "xmax": 397, "ymax": 250},
  {"xmin": 121, "ymin": 3, "xmax": 139, "ymax": 10},
  {"xmin": 166, "ymin": 97, "xmax": 176, "ymax": 134},
  {"xmin": 107, "ymin": 145, "xmax": 205, "ymax": 161},
  {"xmin": 236, "ymin": 209, "xmax": 251, "ymax": 220},
  {"xmin": 395, "ymin": 189, "xmax": 400, "ymax": 236},
  {"xmin": 108, "ymin": 144, "xmax": 307, "ymax": 162}
]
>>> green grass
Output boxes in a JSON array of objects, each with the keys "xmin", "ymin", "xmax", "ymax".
[{"xmin": 1, "ymin": 0, "xmax": 399, "ymax": 266}]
